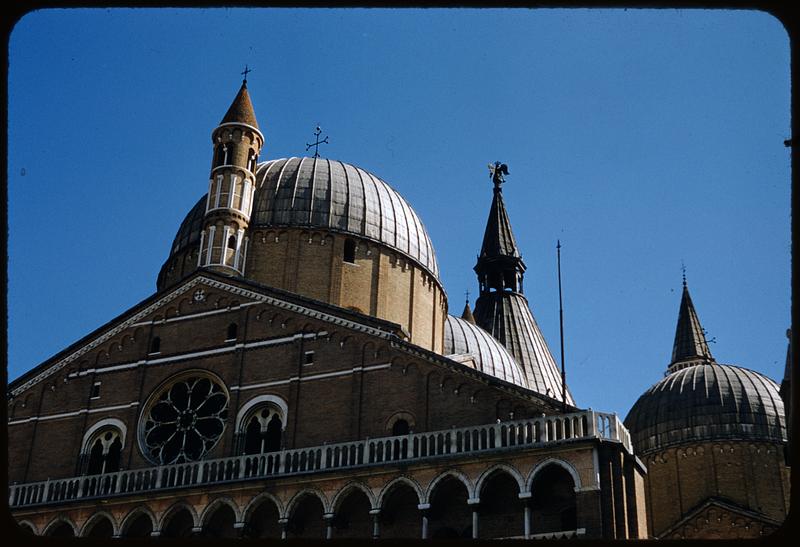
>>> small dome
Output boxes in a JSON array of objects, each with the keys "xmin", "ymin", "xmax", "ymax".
[
  {"xmin": 253, "ymin": 157, "xmax": 439, "ymax": 278},
  {"xmin": 168, "ymin": 195, "xmax": 206, "ymax": 257},
  {"xmin": 624, "ymin": 363, "xmax": 786, "ymax": 455},
  {"xmin": 444, "ymin": 315, "xmax": 528, "ymax": 389}
]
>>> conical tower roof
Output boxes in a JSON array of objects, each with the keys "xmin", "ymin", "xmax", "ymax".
[
  {"xmin": 471, "ymin": 165, "xmax": 573, "ymax": 406},
  {"xmin": 220, "ymin": 81, "xmax": 260, "ymax": 129},
  {"xmin": 461, "ymin": 299, "xmax": 476, "ymax": 325},
  {"xmin": 474, "ymin": 291, "xmax": 575, "ymax": 405},
  {"xmin": 668, "ymin": 279, "xmax": 714, "ymax": 372},
  {"xmin": 479, "ymin": 187, "xmax": 522, "ymax": 259}
]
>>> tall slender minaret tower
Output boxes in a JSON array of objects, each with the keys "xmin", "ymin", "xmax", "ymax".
[
  {"xmin": 198, "ymin": 76, "xmax": 264, "ymax": 275},
  {"xmin": 472, "ymin": 163, "xmax": 574, "ymax": 405}
]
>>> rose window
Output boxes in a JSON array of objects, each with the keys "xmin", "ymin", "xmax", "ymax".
[{"xmin": 140, "ymin": 374, "xmax": 229, "ymax": 465}]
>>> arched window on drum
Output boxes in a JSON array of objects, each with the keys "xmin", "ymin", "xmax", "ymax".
[
  {"xmin": 238, "ymin": 404, "xmax": 284, "ymax": 455},
  {"xmin": 80, "ymin": 425, "xmax": 124, "ymax": 475}
]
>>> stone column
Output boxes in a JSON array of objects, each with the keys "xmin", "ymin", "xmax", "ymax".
[
  {"xmin": 369, "ymin": 509, "xmax": 381, "ymax": 539},
  {"xmin": 418, "ymin": 503, "xmax": 430, "ymax": 539},
  {"xmin": 323, "ymin": 513, "xmax": 334, "ymax": 539},
  {"xmin": 468, "ymin": 497, "xmax": 480, "ymax": 539},
  {"xmin": 519, "ymin": 492, "xmax": 532, "ymax": 539},
  {"xmin": 278, "ymin": 518, "xmax": 288, "ymax": 540}
]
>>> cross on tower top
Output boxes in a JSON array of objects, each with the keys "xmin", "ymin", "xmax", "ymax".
[
  {"xmin": 306, "ymin": 125, "xmax": 329, "ymax": 158},
  {"xmin": 241, "ymin": 65, "xmax": 252, "ymax": 83}
]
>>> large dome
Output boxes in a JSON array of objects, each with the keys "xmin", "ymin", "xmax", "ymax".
[
  {"xmin": 165, "ymin": 156, "xmax": 439, "ymax": 279},
  {"xmin": 253, "ymin": 157, "xmax": 439, "ymax": 277},
  {"xmin": 624, "ymin": 363, "xmax": 786, "ymax": 455},
  {"xmin": 444, "ymin": 315, "xmax": 528, "ymax": 389}
]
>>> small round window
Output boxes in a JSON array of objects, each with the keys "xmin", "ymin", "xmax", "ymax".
[{"xmin": 140, "ymin": 373, "xmax": 229, "ymax": 465}]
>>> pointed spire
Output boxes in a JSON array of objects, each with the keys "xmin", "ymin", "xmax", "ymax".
[
  {"xmin": 471, "ymin": 165, "xmax": 573, "ymax": 405},
  {"xmin": 220, "ymin": 80, "xmax": 260, "ymax": 129},
  {"xmin": 461, "ymin": 291, "xmax": 476, "ymax": 324},
  {"xmin": 474, "ymin": 163, "xmax": 526, "ymax": 294},
  {"xmin": 668, "ymin": 278, "xmax": 714, "ymax": 372},
  {"xmin": 479, "ymin": 183, "xmax": 522, "ymax": 259}
]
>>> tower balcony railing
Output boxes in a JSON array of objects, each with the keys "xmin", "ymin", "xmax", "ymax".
[{"xmin": 9, "ymin": 410, "xmax": 631, "ymax": 509}]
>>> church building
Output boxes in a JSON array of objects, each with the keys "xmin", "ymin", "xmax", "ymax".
[{"xmin": 6, "ymin": 79, "xmax": 787, "ymax": 540}]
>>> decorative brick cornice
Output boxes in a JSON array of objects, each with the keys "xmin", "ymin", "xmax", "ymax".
[{"xmin": 10, "ymin": 274, "xmax": 397, "ymax": 398}]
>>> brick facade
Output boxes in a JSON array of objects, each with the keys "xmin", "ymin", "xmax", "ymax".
[{"xmin": 8, "ymin": 272, "xmax": 646, "ymax": 539}]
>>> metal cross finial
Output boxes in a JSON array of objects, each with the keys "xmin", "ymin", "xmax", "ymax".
[
  {"xmin": 465, "ymin": 289, "xmax": 470, "ymax": 304},
  {"xmin": 681, "ymin": 261, "xmax": 687, "ymax": 288},
  {"xmin": 241, "ymin": 65, "xmax": 252, "ymax": 83},
  {"xmin": 306, "ymin": 125, "xmax": 329, "ymax": 158}
]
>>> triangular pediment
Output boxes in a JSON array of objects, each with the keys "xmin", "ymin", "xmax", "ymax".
[
  {"xmin": 658, "ymin": 497, "xmax": 784, "ymax": 539},
  {"xmin": 9, "ymin": 271, "xmax": 404, "ymax": 398}
]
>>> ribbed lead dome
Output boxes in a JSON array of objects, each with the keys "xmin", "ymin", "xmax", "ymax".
[
  {"xmin": 252, "ymin": 157, "xmax": 439, "ymax": 278},
  {"xmin": 624, "ymin": 363, "xmax": 786, "ymax": 455},
  {"xmin": 444, "ymin": 315, "xmax": 528, "ymax": 389}
]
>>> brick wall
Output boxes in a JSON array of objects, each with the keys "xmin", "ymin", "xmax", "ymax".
[
  {"xmin": 8, "ymin": 281, "xmax": 548, "ymax": 484},
  {"xmin": 642, "ymin": 441, "xmax": 789, "ymax": 538}
]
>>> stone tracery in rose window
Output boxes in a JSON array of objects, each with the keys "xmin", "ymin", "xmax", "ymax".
[{"xmin": 140, "ymin": 374, "xmax": 229, "ymax": 465}]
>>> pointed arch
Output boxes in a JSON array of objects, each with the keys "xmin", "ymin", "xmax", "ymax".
[
  {"xmin": 331, "ymin": 481, "xmax": 377, "ymax": 512},
  {"xmin": 158, "ymin": 501, "xmax": 200, "ymax": 532},
  {"xmin": 43, "ymin": 516, "xmax": 78, "ymax": 537},
  {"xmin": 376, "ymin": 475, "xmax": 424, "ymax": 509},
  {"xmin": 200, "ymin": 497, "xmax": 242, "ymax": 526},
  {"xmin": 474, "ymin": 463, "xmax": 526, "ymax": 498},
  {"xmin": 284, "ymin": 488, "xmax": 330, "ymax": 519},
  {"xmin": 81, "ymin": 417, "xmax": 128, "ymax": 449},
  {"xmin": 243, "ymin": 491, "xmax": 284, "ymax": 522},
  {"xmin": 80, "ymin": 511, "xmax": 119, "ymax": 537},
  {"xmin": 120, "ymin": 506, "xmax": 158, "ymax": 536},
  {"xmin": 235, "ymin": 393, "xmax": 288, "ymax": 431},
  {"xmin": 424, "ymin": 469, "xmax": 475, "ymax": 503},
  {"xmin": 16, "ymin": 520, "xmax": 38, "ymax": 536},
  {"xmin": 526, "ymin": 458, "xmax": 582, "ymax": 493}
]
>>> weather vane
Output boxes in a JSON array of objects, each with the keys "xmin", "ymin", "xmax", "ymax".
[
  {"xmin": 306, "ymin": 125, "xmax": 329, "ymax": 158},
  {"xmin": 488, "ymin": 161, "xmax": 509, "ymax": 189},
  {"xmin": 241, "ymin": 65, "xmax": 252, "ymax": 83}
]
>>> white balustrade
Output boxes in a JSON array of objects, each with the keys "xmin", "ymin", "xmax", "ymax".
[{"xmin": 9, "ymin": 410, "xmax": 632, "ymax": 508}]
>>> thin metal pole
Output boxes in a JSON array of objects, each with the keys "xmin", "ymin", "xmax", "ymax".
[{"xmin": 557, "ymin": 240, "xmax": 566, "ymax": 413}]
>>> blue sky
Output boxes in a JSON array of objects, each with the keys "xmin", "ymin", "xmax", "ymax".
[{"xmin": 7, "ymin": 8, "xmax": 791, "ymax": 417}]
